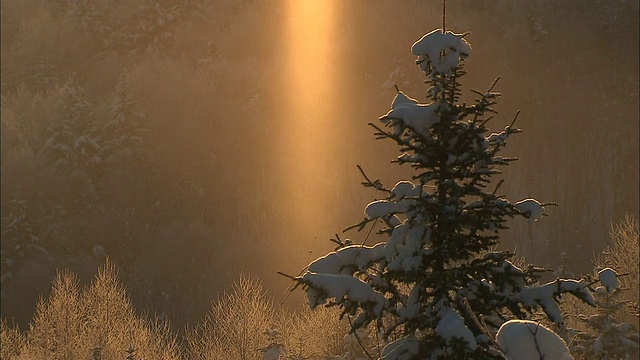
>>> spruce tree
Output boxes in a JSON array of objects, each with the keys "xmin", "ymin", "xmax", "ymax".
[
  {"xmin": 100, "ymin": 72, "xmax": 148, "ymax": 168},
  {"xmin": 0, "ymin": 192, "xmax": 48, "ymax": 297},
  {"xmin": 41, "ymin": 75, "xmax": 101, "ymax": 189},
  {"xmin": 293, "ymin": 29, "xmax": 598, "ymax": 359},
  {"xmin": 572, "ymin": 268, "xmax": 639, "ymax": 359}
]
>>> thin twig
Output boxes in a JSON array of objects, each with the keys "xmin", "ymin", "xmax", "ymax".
[
  {"xmin": 279, "ymin": 268, "xmax": 307, "ymax": 305},
  {"xmin": 276, "ymin": 271, "xmax": 296, "ymax": 280},
  {"xmin": 442, "ymin": 0, "xmax": 446, "ymax": 33},
  {"xmin": 508, "ymin": 110, "xmax": 521, "ymax": 129},
  {"xmin": 492, "ymin": 179, "xmax": 504, "ymax": 196},
  {"xmin": 352, "ymin": 218, "xmax": 380, "ymax": 266},
  {"xmin": 461, "ymin": 297, "xmax": 503, "ymax": 352},
  {"xmin": 526, "ymin": 323, "xmax": 545, "ymax": 359}
]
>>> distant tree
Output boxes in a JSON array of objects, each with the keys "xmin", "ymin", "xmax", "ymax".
[
  {"xmin": 17, "ymin": 263, "xmax": 181, "ymax": 359},
  {"xmin": 186, "ymin": 275, "xmax": 273, "ymax": 360},
  {"xmin": 572, "ymin": 268, "xmax": 639, "ymax": 359},
  {"xmin": 108, "ymin": 0, "xmax": 183, "ymax": 57},
  {"xmin": 99, "ymin": 72, "xmax": 149, "ymax": 169},
  {"xmin": 0, "ymin": 191, "xmax": 48, "ymax": 297},
  {"xmin": 63, "ymin": 0, "xmax": 111, "ymax": 47},
  {"xmin": 292, "ymin": 28, "xmax": 599, "ymax": 359},
  {"xmin": 41, "ymin": 75, "xmax": 101, "ymax": 191}
]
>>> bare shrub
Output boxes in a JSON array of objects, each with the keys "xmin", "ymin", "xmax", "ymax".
[
  {"xmin": 1, "ymin": 319, "xmax": 25, "ymax": 360},
  {"xmin": 564, "ymin": 215, "xmax": 640, "ymax": 356},
  {"xmin": 597, "ymin": 215, "xmax": 640, "ymax": 324},
  {"xmin": 22, "ymin": 269, "xmax": 84, "ymax": 360},
  {"xmin": 278, "ymin": 305, "xmax": 352, "ymax": 360},
  {"xmin": 79, "ymin": 259, "xmax": 182, "ymax": 360},
  {"xmin": 187, "ymin": 274, "xmax": 365, "ymax": 360},
  {"xmin": 186, "ymin": 274, "xmax": 274, "ymax": 360},
  {"xmin": 5, "ymin": 261, "xmax": 180, "ymax": 359}
]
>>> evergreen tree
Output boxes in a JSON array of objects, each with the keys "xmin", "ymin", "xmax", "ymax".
[
  {"xmin": 99, "ymin": 72, "xmax": 148, "ymax": 168},
  {"xmin": 293, "ymin": 29, "xmax": 597, "ymax": 359},
  {"xmin": 0, "ymin": 191, "xmax": 49, "ymax": 297},
  {"xmin": 41, "ymin": 75, "xmax": 101, "ymax": 191},
  {"xmin": 121, "ymin": 0, "xmax": 181, "ymax": 56},
  {"xmin": 63, "ymin": 0, "xmax": 111, "ymax": 46},
  {"xmin": 572, "ymin": 268, "xmax": 639, "ymax": 359}
]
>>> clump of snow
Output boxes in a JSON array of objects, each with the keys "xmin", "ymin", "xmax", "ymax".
[
  {"xmin": 597, "ymin": 267, "xmax": 620, "ymax": 293},
  {"xmin": 487, "ymin": 131, "xmax": 509, "ymax": 146},
  {"xmin": 379, "ymin": 91, "xmax": 440, "ymax": 138},
  {"xmin": 365, "ymin": 199, "xmax": 411, "ymax": 219},
  {"xmin": 497, "ymin": 320, "xmax": 573, "ymax": 360},
  {"xmin": 517, "ymin": 279, "xmax": 594, "ymax": 324},
  {"xmin": 391, "ymin": 181, "xmax": 416, "ymax": 200},
  {"xmin": 384, "ymin": 223, "xmax": 431, "ymax": 272},
  {"xmin": 307, "ymin": 243, "xmax": 386, "ymax": 275},
  {"xmin": 435, "ymin": 308, "xmax": 478, "ymax": 350},
  {"xmin": 514, "ymin": 199, "xmax": 545, "ymax": 223},
  {"xmin": 411, "ymin": 29, "xmax": 471, "ymax": 76},
  {"xmin": 365, "ymin": 183, "xmax": 423, "ymax": 221},
  {"xmin": 301, "ymin": 273, "xmax": 388, "ymax": 316}
]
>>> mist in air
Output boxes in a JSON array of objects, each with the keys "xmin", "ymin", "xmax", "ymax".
[{"xmin": 1, "ymin": 0, "xmax": 638, "ymax": 331}]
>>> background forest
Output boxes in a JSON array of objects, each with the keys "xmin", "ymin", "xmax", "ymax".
[{"xmin": 1, "ymin": 0, "xmax": 638, "ymax": 343}]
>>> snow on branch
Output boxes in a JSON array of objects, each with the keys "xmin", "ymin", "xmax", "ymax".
[
  {"xmin": 307, "ymin": 243, "xmax": 386, "ymax": 275},
  {"xmin": 597, "ymin": 267, "xmax": 620, "ymax": 293},
  {"xmin": 411, "ymin": 29, "xmax": 471, "ymax": 77},
  {"xmin": 378, "ymin": 91, "xmax": 440, "ymax": 138},
  {"xmin": 300, "ymin": 273, "xmax": 388, "ymax": 316},
  {"xmin": 516, "ymin": 278, "xmax": 595, "ymax": 324},
  {"xmin": 514, "ymin": 199, "xmax": 545, "ymax": 224},
  {"xmin": 435, "ymin": 307, "xmax": 478, "ymax": 350}
]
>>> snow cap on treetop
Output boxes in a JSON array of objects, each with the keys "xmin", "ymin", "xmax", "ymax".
[
  {"xmin": 411, "ymin": 29, "xmax": 471, "ymax": 75},
  {"xmin": 597, "ymin": 267, "xmax": 620, "ymax": 293}
]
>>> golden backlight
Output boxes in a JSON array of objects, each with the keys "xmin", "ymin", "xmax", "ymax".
[{"xmin": 279, "ymin": 0, "xmax": 336, "ymax": 240}]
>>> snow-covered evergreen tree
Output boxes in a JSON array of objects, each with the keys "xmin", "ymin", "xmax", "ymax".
[
  {"xmin": 99, "ymin": 72, "xmax": 148, "ymax": 168},
  {"xmin": 293, "ymin": 29, "xmax": 598, "ymax": 359},
  {"xmin": 0, "ymin": 192, "xmax": 49, "ymax": 297},
  {"xmin": 572, "ymin": 268, "xmax": 639, "ymax": 359},
  {"xmin": 63, "ymin": 0, "xmax": 111, "ymax": 45},
  {"xmin": 41, "ymin": 75, "xmax": 101, "ymax": 190},
  {"xmin": 121, "ymin": 0, "xmax": 181, "ymax": 56}
]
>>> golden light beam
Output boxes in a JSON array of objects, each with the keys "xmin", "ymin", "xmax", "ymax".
[{"xmin": 278, "ymin": 0, "xmax": 336, "ymax": 233}]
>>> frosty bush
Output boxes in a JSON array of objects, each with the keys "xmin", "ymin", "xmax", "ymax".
[
  {"xmin": 600, "ymin": 216, "xmax": 639, "ymax": 323},
  {"xmin": 7, "ymin": 260, "xmax": 180, "ymax": 360},
  {"xmin": 276, "ymin": 305, "xmax": 354, "ymax": 360},
  {"xmin": 564, "ymin": 216, "xmax": 640, "ymax": 359},
  {"xmin": 292, "ymin": 28, "xmax": 601, "ymax": 359},
  {"xmin": 1, "ymin": 319, "xmax": 26, "ymax": 360},
  {"xmin": 572, "ymin": 268, "xmax": 639, "ymax": 359},
  {"xmin": 186, "ymin": 275, "xmax": 274, "ymax": 360}
]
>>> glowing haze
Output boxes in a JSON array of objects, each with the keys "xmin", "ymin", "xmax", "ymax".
[{"xmin": 276, "ymin": 1, "xmax": 337, "ymax": 253}]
